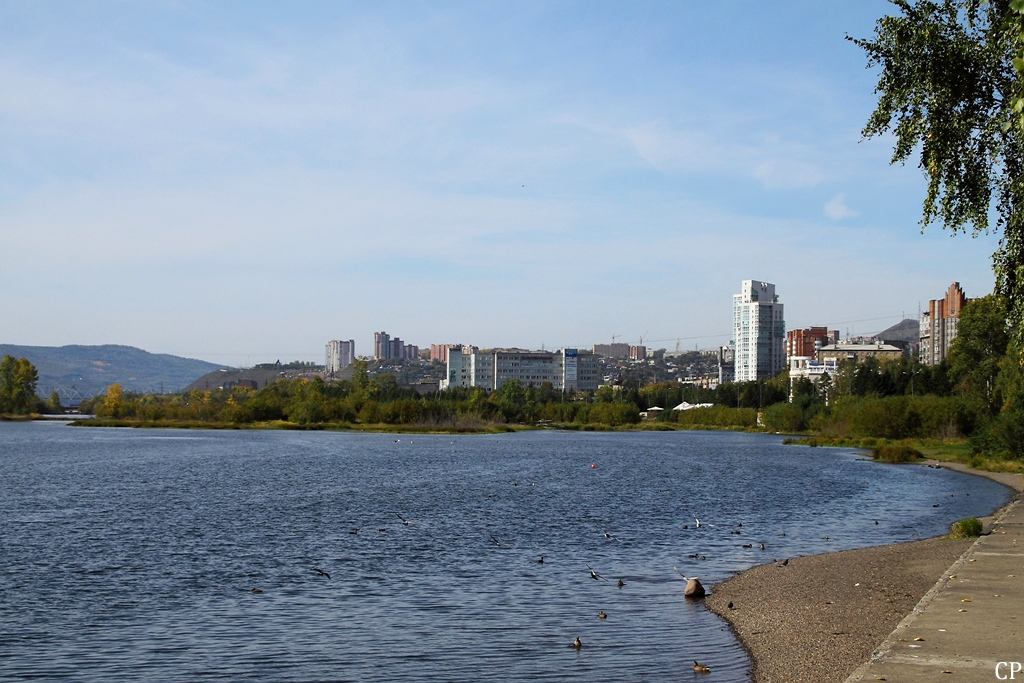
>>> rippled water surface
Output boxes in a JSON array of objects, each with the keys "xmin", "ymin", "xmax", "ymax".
[{"xmin": 0, "ymin": 422, "xmax": 1012, "ymax": 681}]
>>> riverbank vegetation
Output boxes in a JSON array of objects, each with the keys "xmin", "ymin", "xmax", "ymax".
[
  {"xmin": 67, "ymin": 293, "xmax": 1022, "ymax": 473},
  {"xmin": 73, "ymin": 358, "xmax": 763, "ymax": 432},
  {"xmin": 0, "ymin": 355, "xmax": 45, "ymax": 416},
  {"xmin": 871, "ymin": 444, "xmax": 923, "ymax": 464},
  {"xmin": 777, "ymin": 295, "xmax": 1024, "ymax": 471},
  {"xmin": 948, "ymin": 517, "xmax": 984, "ymax": 539}
]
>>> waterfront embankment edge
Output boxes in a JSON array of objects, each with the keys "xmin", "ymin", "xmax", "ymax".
[{"xmin": 704, "ymin": 461, "xmax": 1022, "ymax": 683}]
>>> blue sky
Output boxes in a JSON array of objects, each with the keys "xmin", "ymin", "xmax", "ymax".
[{"xmin": 0, "ymin": 1, "xmax": 1002, "ymax": 367}]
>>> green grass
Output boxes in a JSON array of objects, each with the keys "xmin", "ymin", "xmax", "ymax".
[
  {"xmin": 948, "ymin": 517, "xmax": 983, "ymax": 539},
  {"xmin": 782, "ymin": 435, "xmax": 1024, "ymax": 476},
  {"xmin": 917, "ymin": 440, "xmax": 1024, "ymax": 475}
]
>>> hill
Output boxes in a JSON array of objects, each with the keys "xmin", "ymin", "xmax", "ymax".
[
  {"xmin": 0, "ymin": 344, "xmax": 229, "ymax": 401},
  {"xmin": 183, "ymin": 364, "xmax": 329, "ymax": 392},
  {"xmin": 874, "ymin": 318, "xmax": 920, "ymax": 343}
]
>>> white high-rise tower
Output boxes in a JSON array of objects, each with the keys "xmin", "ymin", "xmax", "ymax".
[
  {"xmin": 325, "ymin": 339, "xmax": 355, "ymax": 374},
  {"xmin": 732, "ymin": 280, "xmax": 785, "ymax": 383}
]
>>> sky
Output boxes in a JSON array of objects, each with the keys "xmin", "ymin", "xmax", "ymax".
[{"xmin": 0, "ymin": 1, "xmax": 1004, "ymax": 367}]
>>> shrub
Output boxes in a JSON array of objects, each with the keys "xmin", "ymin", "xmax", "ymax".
[
  {"xmin": 761, "ymin": 402, "xmax": 807, "ymax": 432},
  {"xmin": 949, "ymin": 517, "xmax": 983, "ymax": 539},
  {"xmin": 670, "ymin": 405, "xmax": 758, "ymax": 428},
  {"xmin": 815, "ymin": 395, "xmax": 985, "ymax": 441},
  {"xmin": 871, "ymin": 444, "xmax": 922, "ymax": 463}
]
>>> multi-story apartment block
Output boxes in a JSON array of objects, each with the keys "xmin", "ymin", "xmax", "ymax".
[
  {"xmin": 325, "ymin": 339, "xmax": 355, "ymax": 374},
  {"xmin": 592, "ymin": 343, "xmax": 630, "ymax": 359},
  {"xmin": 733, "ymin": 280, "xmax": 786, "ymax": 382},
  {"xmin": 920, "ymin": 282, "xmax": 968, "ymax": 365},
  {"xmin": 430, "ymin": 344, "xmax": 461, "ymax": 363},
  {"xmin": 786, "ymin": 327, "xmax": 838, "ymax": 359},
  {"xmin": 442, "ymin": 347, "xmax": 599, "ymax": 392},
  {"xmin": 817, "ymin": 342, "xmax": 904, "ymax": 365},
  {"xmin": 373, "ymin": 331, "xmax": 417, "ymax": 361},
  {"xmin": 628, "ymin": 345, "xmax": 647, "ymax": 361},
  {"xmin": 374, "ymin": 331, "xmax": 391, "ymax": 360},
  {"xmin": 718, "ymin": 342, "xmax": 735, "ymax": 385}
]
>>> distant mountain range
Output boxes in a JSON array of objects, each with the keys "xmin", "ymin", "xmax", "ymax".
[{"xmin": 0, "ymin": 344, "xmax": 229, "ymax": 400}]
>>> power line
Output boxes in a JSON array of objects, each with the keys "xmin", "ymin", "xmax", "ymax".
[{"xmin": 630, "ymin": 314, "xmax": 910, "ymax": 346}]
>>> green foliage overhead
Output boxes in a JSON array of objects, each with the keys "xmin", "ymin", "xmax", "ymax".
[{"xmin": 851, "ymin": 0, "xmax": 1024, "ymax": 342}]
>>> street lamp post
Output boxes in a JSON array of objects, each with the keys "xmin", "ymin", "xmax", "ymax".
[{"xmin": 903, "ymin": 369, "xmax": 922, "ymax": 397}]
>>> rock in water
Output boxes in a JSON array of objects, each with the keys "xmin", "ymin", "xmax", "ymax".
[{"xmin": 684, "ymin": 577, "xmax": 706, "ymax": 598}]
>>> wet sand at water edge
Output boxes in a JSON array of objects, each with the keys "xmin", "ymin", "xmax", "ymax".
[{"xmin": 704, "ymin": 463, "xmax": 1022, "ymax": 683}]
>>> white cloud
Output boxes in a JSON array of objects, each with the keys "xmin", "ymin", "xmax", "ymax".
[
  {"xmin": 823, "ymin": 193, "xmax": 859, "ymax": 220},
  {"xmin": 597, "ymin": 119, "xmax": 827, "ymax": 190}
]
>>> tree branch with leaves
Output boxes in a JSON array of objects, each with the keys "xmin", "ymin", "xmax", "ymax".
[{"xmin": 851, "ymin": 0, "xmax": 1024, "ymax": 344}]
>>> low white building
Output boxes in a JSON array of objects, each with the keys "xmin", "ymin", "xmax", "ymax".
[
  {"xmin": 788, "ymin": 356, "xmax": 839, "ymax": 401},
  {"xmin": 442, "ymin": 347, "xmax": 599, "ymax": 392}
]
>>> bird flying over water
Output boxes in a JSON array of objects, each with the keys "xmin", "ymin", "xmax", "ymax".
[
  {"xmin": 587, "ymin": 564, "xmax": 604, "ymax": 580},
  {"xmin": 312, "ymin": 567, "xmax": 331, "ymax": 579},
  {"xmin": 674, "ymin": 566, "xmax": 698, "ymax": 582},
  {"xmin": 396, "ymin": 513, "xmax": 411, "ymax": 526}
]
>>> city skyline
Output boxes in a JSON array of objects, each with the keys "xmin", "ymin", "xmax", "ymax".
[{"xmin": 0, "ymin": 2, "xmax": 1002, "ymax": 367}]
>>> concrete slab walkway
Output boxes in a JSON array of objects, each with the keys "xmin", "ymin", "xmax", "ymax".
[{"xmin": 845, "ymin": 496, "xmax": 1024, "ymax": 682}]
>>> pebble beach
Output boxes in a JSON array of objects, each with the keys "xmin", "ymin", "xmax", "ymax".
[{"xmin": 705, "ymin": 463, "xmax": 1023, "ymax": 683}]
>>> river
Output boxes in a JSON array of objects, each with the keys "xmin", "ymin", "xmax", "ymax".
[{"xmin": 0, "ymin": 422, "xmax": 1011, "ymax": 681}]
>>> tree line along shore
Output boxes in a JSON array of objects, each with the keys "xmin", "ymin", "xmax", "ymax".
[{"xmin": 2, "ymin": 291, "xmax": 1021, "ymax": 472}]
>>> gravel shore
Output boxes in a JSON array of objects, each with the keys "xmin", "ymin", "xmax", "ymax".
[{"xmin": 704, "ymin": 463, "xmax": 1022, "ymax": 683}]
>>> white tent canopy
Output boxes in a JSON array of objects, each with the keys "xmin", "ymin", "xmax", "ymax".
[{"xmin": 672, "ymin": 401, "xmax": 714, "ymax": 411}]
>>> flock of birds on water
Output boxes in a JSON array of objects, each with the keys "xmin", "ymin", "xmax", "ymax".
[
  {"xmin": 240, "ymin": 441, "xmax": 966, "ymax": 677},
  {"xmin": 242, "ymin": 502, "xmax": 812, "ymax": 676}
]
